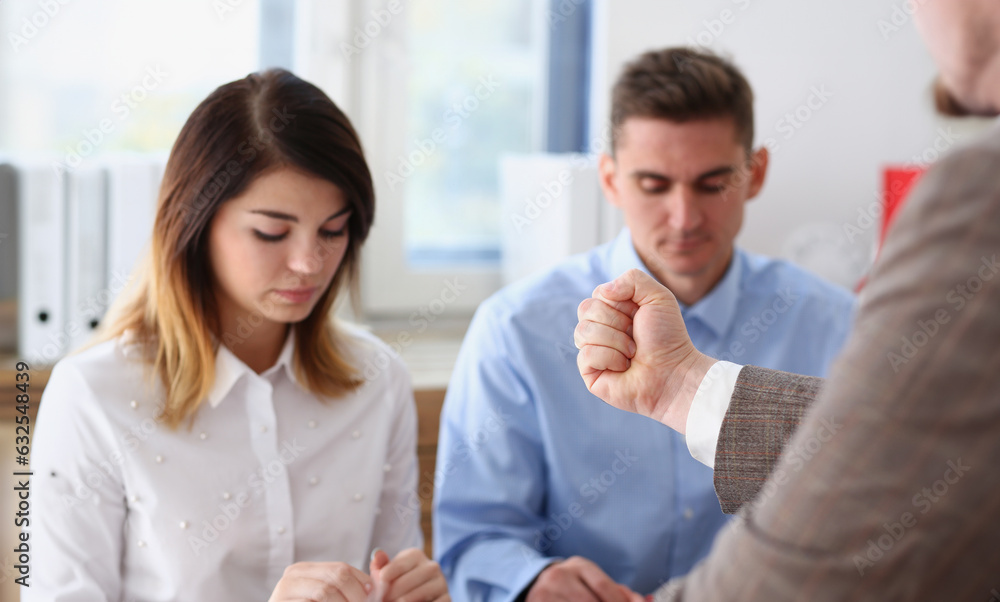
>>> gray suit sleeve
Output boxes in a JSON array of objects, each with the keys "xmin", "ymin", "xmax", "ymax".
[{"xmin": 713, "ymin": 366, "xmax": 824, "ymax": 514}]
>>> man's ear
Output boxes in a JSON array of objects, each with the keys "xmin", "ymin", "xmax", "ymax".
[
  {"xmin": 599, "ymin": 153, "xmax": 622, "ymax": 208},
  {"xmin": 745, "ymin": 146, "xmax": 770, "ymax": 201}
]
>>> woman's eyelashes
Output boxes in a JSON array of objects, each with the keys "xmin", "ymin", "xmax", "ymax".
[
  {"xmin": 253, "ymin": 230, "xmax": 286, "ymax": 242},
  {"xmin": 253, "ymin": 227, "xmax": 347, "ymax": 243},
  {"xmin": 319, "ymin": 227, "xmax": 348, "ymax": 240}
]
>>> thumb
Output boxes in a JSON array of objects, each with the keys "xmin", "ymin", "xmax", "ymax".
[
  {"xmin": 369, "ymin": 548, "xmax": 390, "ymax": 580},
  {"xmin": 616, "ymin": 583, "xmax": 648, "ymax": 602},
  {"xmin": 599, "ymin": 269, "xmax": 675, "ymax": 308}
]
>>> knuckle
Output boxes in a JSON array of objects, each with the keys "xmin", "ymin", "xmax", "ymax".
[{"xmin": 331, "ymin": 564, "xmax": 352, "ymax": 584}]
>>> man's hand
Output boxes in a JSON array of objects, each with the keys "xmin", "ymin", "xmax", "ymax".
[
  {"xmin": 574, "ymin": 269, "xmax": 715, "ymax": 433},
  {"xmin": 526, "ymin": 557, "xmax": 646, "ymax": 602}
]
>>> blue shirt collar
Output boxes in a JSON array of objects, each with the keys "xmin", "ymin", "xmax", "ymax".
[
  {"xmin": 606, "ymin": 227, "xmax": 744, "ymax": 339},
  {"xmin": 608, "ymin": 227, "xmax": 651, "ymax": 279},
  {"xmin": 682, "ymin": 251, "xmax": 743, "ymax": 338}
]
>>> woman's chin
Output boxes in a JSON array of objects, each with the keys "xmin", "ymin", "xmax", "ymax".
[{"xmin": 259, "ymin": 301, "xmax": 315, "ymax": 325}]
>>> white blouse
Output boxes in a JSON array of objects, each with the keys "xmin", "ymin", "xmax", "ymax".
[{"xmin": 24, "ymin": 324, "xmax": 422, "ymax": 601}]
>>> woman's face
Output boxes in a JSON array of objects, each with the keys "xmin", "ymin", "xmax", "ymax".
[{"xmin": 208, "ymin": 166, "xmax": 351, "ymax": 333}]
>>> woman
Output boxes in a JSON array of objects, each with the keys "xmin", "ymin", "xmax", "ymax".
[{"xmin": 26, "ymin": 69, "xmax": 448, "ymax": 602}]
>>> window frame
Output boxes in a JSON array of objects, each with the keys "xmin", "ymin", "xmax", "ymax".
[{"xmin": 299, "ymin": 0, "xmax": 551, "ymax": 318}]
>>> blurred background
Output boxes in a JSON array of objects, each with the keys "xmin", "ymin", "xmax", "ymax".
[
  {"xmin": 0, "ymin": 0, "xmax": 994, "ymax": 361},
  {"xmin": 0, "ymin": 1, "xmax": 996, "ymax": 594}
]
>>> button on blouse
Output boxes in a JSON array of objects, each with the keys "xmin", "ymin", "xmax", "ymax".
[{"xmin": 25, "ymin": 326, "xmax": 422, "ymax": 601}]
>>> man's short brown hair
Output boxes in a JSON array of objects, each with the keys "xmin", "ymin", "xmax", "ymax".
[{"xmin": 610, "ymin": 47, "xmax": 755, "ymax": 154}]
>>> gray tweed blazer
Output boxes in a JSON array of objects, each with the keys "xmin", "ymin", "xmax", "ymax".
[{"xmin": 654, "ymin": 123, "xmax": 1000, "ymax": 600}]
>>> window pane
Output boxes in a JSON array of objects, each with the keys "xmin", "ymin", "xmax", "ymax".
[
  {"xmin": 402, "ymin": 0, "xmax": 545, "ymax": 267},
  {"xmin": 0, "ymin": 0, "xmax": 260, "ymax": 159}
]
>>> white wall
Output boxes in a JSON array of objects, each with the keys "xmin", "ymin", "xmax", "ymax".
[{"xmin": 590, "ymin": 0, "xmax": 992, "ymax": 289}]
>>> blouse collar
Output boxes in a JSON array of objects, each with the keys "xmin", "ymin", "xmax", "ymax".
[{"xmin": 207, "ymin": 328, "xmax": 298, "ymax": 408}]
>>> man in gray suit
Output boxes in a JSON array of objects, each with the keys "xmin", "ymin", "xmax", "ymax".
[{"xmin": 574, "ymin": 1, "xmax": 1000, "ymax": 599}]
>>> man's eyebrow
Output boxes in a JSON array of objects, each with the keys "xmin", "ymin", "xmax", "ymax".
[
  {"xmin": 631, "ymin": 170, "xmax": 671, "ymax": 181},
  {"xmin": 695, "ymin": 166, "xmax": 736, "ymax": 180},
  {"xmin": 249, "ymin": 207, "xmax": 352, "ymax": 222},
  {"xmin": 631, "ymin": 166, "xmax": 736, "ymax": 182}
]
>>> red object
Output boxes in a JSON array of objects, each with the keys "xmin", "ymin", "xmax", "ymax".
[
  {"xmin": 881, "ymin": 166, "xmax": 927, "ymax": 245},
  {"xmin": 855, "ymin": 166, "xmax": 928, "ymax": 292}
]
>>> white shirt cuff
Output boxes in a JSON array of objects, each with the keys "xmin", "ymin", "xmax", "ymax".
[{"xmin": 684, "ymin": 361, "xmax": 743, "ymax": 469}]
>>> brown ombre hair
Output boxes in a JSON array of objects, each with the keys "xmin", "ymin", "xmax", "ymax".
[{"xmin": 96, "ymin": 68, "xmax": 374, "ymax": 429}]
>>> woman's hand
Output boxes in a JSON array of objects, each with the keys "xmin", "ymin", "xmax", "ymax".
[
  {"xmin": 370, "ymin": 548, "xmax": 450, "ymax": 602},
  {"xmin": 268, "ymin": 561, "xmax": 374, "ymax": 602}
]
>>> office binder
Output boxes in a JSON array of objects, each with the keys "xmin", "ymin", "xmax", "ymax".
[
  {"xmin": 0, "ymin": 163, "xmax": 17, "ymax": 351},
  {"xmin": 66, "ymin": 165, "xmax": 108, "ymax": 353},
  {"xmin": 500, "ymin": 154, "xmax": 602, "ymax": 285},
  {"xmin": 106, "ymin": 156, "xmax": 159, "ymax": 301},
  {"xmin": 151, "ymin": 154, "xmax": 167, "ymax": 199},
  {"xmin": 17, "ymin": 163, "xmax": 67, "ymax": 365},
  {"xmin": 0, "ymin": 163, "xmax": 17, "ymax": 299}
]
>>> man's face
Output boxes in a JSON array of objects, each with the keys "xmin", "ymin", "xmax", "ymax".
[
  {"xmin": 914, "ymin": 0, "xmax": 1000, "ymax": 114},
  {"xmin": 600, "ymin": 116, "xmax": 768, "ymax": 287}
]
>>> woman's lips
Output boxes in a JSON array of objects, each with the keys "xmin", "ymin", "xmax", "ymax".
[{"xmin": 274, "ymin": 287, "xmax": 317, "ymax": 303}]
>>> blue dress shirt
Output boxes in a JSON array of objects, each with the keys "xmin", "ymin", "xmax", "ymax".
[{"xmin": 433, "ymin": 228, "xmax": 856, "ymax": 601}]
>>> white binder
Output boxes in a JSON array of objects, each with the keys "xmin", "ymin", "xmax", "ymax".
[
  {"xmin": 151, "ymin": 154, "xmax": 167, "ymax": 199},
  {"xmin": 66, "ymin": 166, "xmax": 108, "ymax": 353},
  {"xmin": 499, "ymin": 154, "xmax": 604, "ymax": 285},
  {"xmin": 17, "ymin": 163, "xmax": 67, "ymax": 365},
  {"xmin": 106, "ymin": 156, "xmax": 160, "ymax": 301}
]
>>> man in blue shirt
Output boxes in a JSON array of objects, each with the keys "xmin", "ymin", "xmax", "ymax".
[{"xmin": 433, "ymin": 47, "xmax": 856, "ymax": 602}]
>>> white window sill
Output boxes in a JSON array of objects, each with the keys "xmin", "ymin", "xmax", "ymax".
[{"xmin": 369, "ymin": 318, "xmax": 469, "ymax": 392}]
